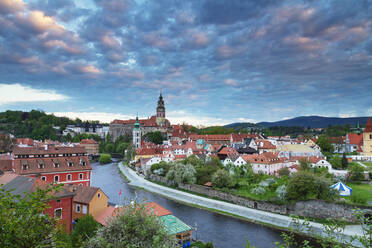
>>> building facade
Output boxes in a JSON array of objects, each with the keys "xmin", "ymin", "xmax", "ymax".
[
  {"xmin": 12, "ymin": 145, "xmax": 92, "ymax": 186},
  {"xmin": 80, "ymin": 139, "xmax": 99, "ymax": 156}
]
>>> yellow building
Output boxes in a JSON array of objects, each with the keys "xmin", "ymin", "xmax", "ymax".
[
  {"xmin": 72, "ymin": 185, "xmax": 109, "ymax": 222},
  {"xmin": 362, "ymin": 118, "xmax": 372, "ymax": 156}
]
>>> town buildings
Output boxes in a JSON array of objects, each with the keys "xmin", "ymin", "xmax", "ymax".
[
  {"xmin": 80, "ymin": 139, "xmax": 99, "ymax": 156},
  {"xmin": 362, "ymin": 118, "xmax": 372, "ymax": 156},
  {"xmin": 12, "ymin": 145, "xmax": 92, "ymax": 186},
  {"xmin": 63, "ymin": 123, "xmax": 109, "ymax": 139},
  {"xmin": 110, "ymin": 93, "xmax": 172, "ymax": 141}
]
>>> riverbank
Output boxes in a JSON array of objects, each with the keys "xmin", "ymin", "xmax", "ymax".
[{"xmin": 118, "ymin": 163, "xmax": 364, "ymax": 247}]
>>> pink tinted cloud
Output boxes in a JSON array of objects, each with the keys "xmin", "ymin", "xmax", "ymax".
[
  {"xmin": 216, "ymin": 45, "xmax": 239, "ymax": 59},
  {"xmin": 0, "ymin": 0, "xmax": 25, "ymax": 14},
  {"xmin": 225, "ymin": 78, "xmax": 238, "ymax": 86},
  {"xmin": 191, "ymin": 32, "xmax": 209, "ymax": 47},
  {"xmin": 144, "ymin": 32, "xmax": 172, "ymax": 50}
]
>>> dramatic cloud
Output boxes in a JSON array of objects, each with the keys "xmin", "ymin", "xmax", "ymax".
[{"xmin": 1, "ymin": 0, "xmax": 372, "ymax": 125}]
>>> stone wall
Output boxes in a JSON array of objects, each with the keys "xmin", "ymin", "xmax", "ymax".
[{"xmin": 149, "ymin": 175, "xmax": 371, "ymax": 221}]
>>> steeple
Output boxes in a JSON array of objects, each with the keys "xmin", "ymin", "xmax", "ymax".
[
  {"xmin": 156, "ymin": 91, "xmax": 165, "ymax": 121},
  {"xmin": 357, "ymin": 122, "xmax": 361, "ymax": 135},
  {"xmin": 133, "ymin": 115, "xmax": 141, "ymax": 148}
]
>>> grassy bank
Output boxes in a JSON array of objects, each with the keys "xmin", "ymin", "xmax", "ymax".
[{"xmin": 117, "ymin": 162, "xmax": 131, "ymax": 183}]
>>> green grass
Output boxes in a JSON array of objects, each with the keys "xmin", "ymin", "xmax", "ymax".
[
  {"xmin": 117, "ymin": 163, "xmax": 131, "ymax": 183},
  {"xmin": 343, "ymin": 183, "xmax": 372, "ymax": 205},
  {"xmin": 361, "ymin": 161, "xmax": 372, "ymax": 167}
]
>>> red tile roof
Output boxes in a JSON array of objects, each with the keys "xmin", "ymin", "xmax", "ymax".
[
  {"xmin": 13, "ymin": 146, "xmax": 87, "ymax": 155},
  {"xmin": 347, "ymin": 133, "xmax": 363, "ymax": 152},
  {"xmin": 145, "ymin": 202, "xmax": 172, "ymax": 216},
  {"xmin": 218, "ymin": 147, "xmax": 239, "ymax": 156},
  {"xmin": 188, "ymin": 134, "xmax": 231, "ymax": 141},
  {"xmin": 242, "ymin": 152, "xmax": 284, "ymax": 164},
  {"xmin": 80, "ymin": 139, "xmax": 98, "ymax": 144},
  {"xmin": 255, "ymin": 140, "xmax": 276, "ymax": 149},
  {"xmin": 13, "ymin": 156, "xmax": 91, "ymax": 175},
  {"xmin": 111, "ymin": 116, "xmax": 170, "ymax": 127},
  {"xmin": 73, "ymin": 185, "xmax": 101, "ymax": 204}
]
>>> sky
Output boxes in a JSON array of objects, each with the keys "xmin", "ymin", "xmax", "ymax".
[{"xmin": 0, "ymin": 0, "xmax": 372, "ymax": 126}]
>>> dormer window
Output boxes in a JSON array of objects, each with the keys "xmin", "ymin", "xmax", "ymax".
[
  {"xmin": 67, "ymin": 160, "xmax": 73, "ymax": 167},
  {"xmin": 38, "ymin": 163, "xmax": 44, "ymax": 169},
  {"xmin": 22, "ymin": 161, "xmax": 29, "ymax": 170},
  {"xmin": 79, "ymin": 159, "xmax": 86, "ymax": 166},
  {"xmin": 53, "ymin": 159, "xmax": 59, "ymax": 168}
]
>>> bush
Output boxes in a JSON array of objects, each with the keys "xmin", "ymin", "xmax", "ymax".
[
  {"xmin": 70, "ymin": 215, "xmax": 100, "ymax": 247},
  {"xmin": 150, "ymin": 162, "xmax": 170, "ymax": 176},
  {"xmin": 259, "ymin": 178, "xmax": 275, "ymax": 187},
  {"xmin": 211, "ymin": 169, "xmax": 233, "ymax": 188},
  {"xmin": 166, "ymin": 163, "xmax": 196, "ymax": 185},
  {"xmin": 86, "ymin": 202, "xmax": 177, "ymax": 247},
  {"xmin": 278, "ymin": 167, "xmax": 290, "ymax": 177},
  {"xmin": 251, "ymin": 186, "xmax": 266, "ymax": 195},
  {"xmin": 287, "ymin": 171, "xmax": 334, "ymax": 201},
  {"xmin": 99, "ymin": 153, "xmax": 112, "ymax": 164},
  {"xmin": 330, "ymin": 156, "xmax": 342, "ymax": 169},
  {"xmin": 348, "ymin": 164, "xmax": 364, "ymax": 182}
]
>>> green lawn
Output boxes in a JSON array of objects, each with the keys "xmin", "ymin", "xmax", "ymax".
[
  {"xmin": 344, "ymin": 183, "xmax": 372, "ymax": 205},
  {"xmin": 361, "ymin": 161, "xmax": 372, "ymax": 167}
]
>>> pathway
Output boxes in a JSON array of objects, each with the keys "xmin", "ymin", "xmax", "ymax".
[
  {"xmin": 357, "ymin": 161, "xmax": 368, "ymax": 168},
  {"xmin": 118, "ymin": 163, "xmax": 365, "ymax": 247}
]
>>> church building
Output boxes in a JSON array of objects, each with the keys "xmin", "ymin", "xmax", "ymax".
[
  {"xmin": 362, "ymin": 117, "xmax": 372, "ymax": 156},
  {"xmin": 109, "ymin": 93, "xmax": 172, "ymax": 141}
]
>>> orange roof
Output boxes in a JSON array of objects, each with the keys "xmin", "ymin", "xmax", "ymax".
[
  {"xmin": 0, "ymin": 172, "xmax": 18, "ymax": 185},
  {"xmin": 218, "ymin": 147, "xmax": 238, "ymax": 156},
  {"xmin": 145, "ymin": 202, "xmax": 172, "ymax": 216},
  {"xmin": 242, "ymin": 152, "xmax": 284, "ymax": 164},
  {"xmin": 189, "ymin": 134, "xmax": 231, "ymax": 141},
  {"xmin": 95, "ymin": 205, "xmax": 116, "ymax": 226},
  {"xmin": 111, "ymin": 116, "xmax": 170, "ymax": 127},
  {"xmin": 255, "ymin": 140, "xmax": 276, "ymax": 149}
]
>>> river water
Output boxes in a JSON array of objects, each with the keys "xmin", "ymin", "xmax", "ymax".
[{"xmin": 91, "ymin": 161, "xmax": 283, "ymax": 248}]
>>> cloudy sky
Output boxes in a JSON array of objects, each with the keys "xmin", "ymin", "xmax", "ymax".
[{"xmin": 1, "ymin": 0, "xmax": 372, "ymax": 126}]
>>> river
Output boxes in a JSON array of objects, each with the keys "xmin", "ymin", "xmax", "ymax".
[{"xmin": 91, "ymin": 161, "xmax": 283, "ymax": 248}]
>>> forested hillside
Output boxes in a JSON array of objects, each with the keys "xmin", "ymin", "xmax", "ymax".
[{"xmin": 0, "ymin": 110, "xmax": 79, "ymax": 140}]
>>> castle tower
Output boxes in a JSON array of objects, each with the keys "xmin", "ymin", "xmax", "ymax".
[
  {"xmin": 156, "ymin": 92, "xmax": 166, "ymax": 126},
  {"xmin": 133, "ymin": 116, "xmax": 141, "ymax": 149},
  {"xmin": 362, "ymin": 117, "xmax": 372, "ymax": 156}
]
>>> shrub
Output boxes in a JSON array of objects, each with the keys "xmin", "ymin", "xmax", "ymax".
[
  {"xmin": 150, "ymin": 162, "xmax": 170, "ymax": 176},
  {"xmin": 86, "ymin": 202, "xmax": 177, "ymax": 247},
  {"xmin": 99, "ymin": 153, "xmax": 112, "ymax": 164},
  {"xmin": 211, "ymin": 169, "xmax": 233, "ymax": 188},
  {"xmin": 251, "ymin": 186, "xmax": 266, "ymax": 195},
  {"xmin": 276, "ymin": 185, "xmax": 287, "ymax": 201},
  {"xmin": 70, "ymin": 215, "xmax": 100, "ymax": 247},
  {"xmin": 330, "ymin": 156, "xmax": 342, "ymax": 169},
  {"xmin": 278, "ymin": 167, "xmax": 290, "ymax": 177},
  {"xmin": 348, "ymin": 164, "xmax": 364, "ymax": 182},
  {"xmin": 259, "ymin": 178, "xmax": 275, "ymax": 187},
  {"xmin": 287, "ymin": 171, "xmax": 334, "ymax": 201}
]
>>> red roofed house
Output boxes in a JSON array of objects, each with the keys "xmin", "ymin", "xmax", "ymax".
[
  {"xmin": 255, "ymin": 139, "xmax": 277, "ymax": 154},
  {"xmin": 217, "ymin": 146, "xmax": 239, "ymax": 160},
  {"xmin": 0, "ymin": 172, "xmax": 75, "ymax": 233},
  {"xmin": 17, "ymin": 138, "xmax": 34, "ymax": 147},
  {"xmin": 242, "ymin": 152, "xmax": 289, "ymax": 175},
  {"xmin": 12, "ymin": 145, "xmax": 92, "ymax": 186},
  {"xmin": 345, "ymin": 133, "xmax": 363, "ymax": 153}
]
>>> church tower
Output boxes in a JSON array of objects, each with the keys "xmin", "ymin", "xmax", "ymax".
[
  {"xmin": 156, "ymin": 92, "xmax": 166, "ymax": 126},
  {"xmin": 362, "ymin": 117, "xmax": 372, "ymax": 156},
  {"xmin": 133, "ymin": 116, "xmax": 141, "ymax": 149}
]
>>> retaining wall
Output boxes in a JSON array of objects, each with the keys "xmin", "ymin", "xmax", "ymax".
[{"xmin": 149, "ymin": 175, "xmax": 371, "ymax": 221}]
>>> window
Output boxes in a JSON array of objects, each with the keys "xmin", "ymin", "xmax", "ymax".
[
  {"xmin": 68, "ymin": 162, "xmax": 73, "ymax": 167},
  {"xmin": 38, "ymin": 163, "xmax": 44, "ymax": 169},
  {"xmin": 41, "ymin": 176, "xmax": 46, "ymax": 181},
  {"xmin": 79, "ymin": 183, "xmax": 83, "ymax": 186},
  {"xmin": 97, "ymin": 193, "xmax": 101, "ymax": 198},
  {"xmin": 54, "ymin": 175, "xmax": 59, "ymax": 182},
  {"xmin": 54, "ymin": 208, "xmax": 62, "ymax": 219},
  {"xmin": 79, "ymin": 173, "xmax": 83, "ymax": 180},
  {"xmin": 22, "ymin": 164, "xmax": 29, "ymax": 170},
  {"xmin": 76, "ymin": 204, "xmax": 81, "ymax": 213},
  {"xmin": 53, "ymin": 162, "xmax": 59, "ymax": 168},
  {"xmin": 56, "ymin": 199, "xmax": 61, "ymax": 203},
  {"xmin": 67, "ymin": 174, "xmax": 72, "ymax": 181},
  {"xmin": 82, "ymin": 205, "xmax": 87, "ymax": 214},
  {"xmin": 370, "ymin": 134, "xmax": 372, "ymax": 139}
]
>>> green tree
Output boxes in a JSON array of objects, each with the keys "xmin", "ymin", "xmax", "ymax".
[
  {"xmin": 105, "ymin": 143, "xmax": 115, "ymax": 154},
  {"xmin": 0, "ymin": 184, "xmax": 66, "ymax": 248},
  {"xmin": 348, "ymin": 164, "xmax": 364, "ymax": 182},
  {"xmin": 211, "ymin": 169, "xmax": 233, "ymax": 188},
  {"xmin": 299, "ymin": 158, "xmax": 311, "ymax": 171},
  {"xmin": 99, "ymin": 153, "xmax": 112, "ymax": 164},
  {"xmin": 329, "ymin": 156, "xmax": 342, "ymax": 169},
  {"xmin": 316, "ymin": 135, "xmax": 334, "ymax": 153},
  {"xmin": 278, "ymin": 167, "xmax": 290, "ymax": 177},
  {"xmin": 341, "ymin": 153, "xmax": 348, "ymax": 169},
  {"xmin": 287, "ymin": 172, "xmax": 335, "ymax": 201},
  {"xmin": 142, "ymin": 131, "xmax": 165, "ymax": 144},
  {"xmin": 70, "ymin": 215, "xmax": 100, "ymax": 248},
  {"xmin": 166, "ymin": 163, "xmax": 196, "ymax": 185},
  {"xmin": 86, "ymin": 202, "xmax": 177, "ymax": 248}
]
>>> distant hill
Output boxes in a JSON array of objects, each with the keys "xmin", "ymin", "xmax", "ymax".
[
  {"xmin": 225, "ymin": 116, "xmax": 370, "ymax": 129},
  {"xmin": 224, "ymin": 122, "xmax": 263, "ymax": 130},
  {"xmin": 256, "ymin": 116, "xmax": 369, "ymax": 128}
]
